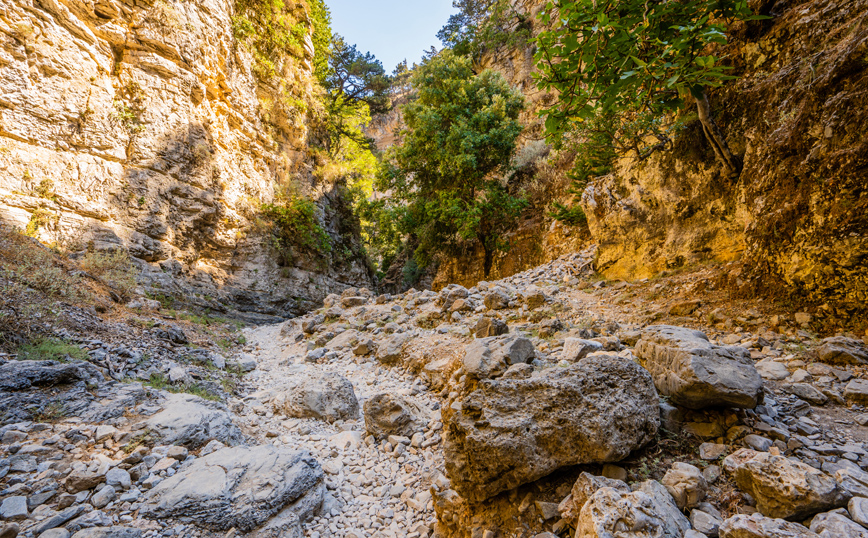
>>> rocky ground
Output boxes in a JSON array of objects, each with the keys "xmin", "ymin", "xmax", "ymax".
[{"xmin": 2, "ymin": 247, "xmax": 868, "ymax": 538}]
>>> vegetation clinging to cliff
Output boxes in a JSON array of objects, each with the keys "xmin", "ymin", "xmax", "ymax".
[{"xmin": 534, "ymin": 0, "xmax": 759, "ymax": 222}]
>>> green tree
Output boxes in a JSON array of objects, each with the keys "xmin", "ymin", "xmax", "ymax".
[
  {"xmin": 437, "ymin": 0, "xmax": 532, "ymax": 59},
  {"xmin": 379, "ymin": 50, "xmax": 526, "ymax": 277},
  {"xmin": 318, "ymin": 35, "xmax": 391, "ymax": 156},
  {"xmin": 535, "ymin": 0, "xmax": 758, "ymax": 177}
]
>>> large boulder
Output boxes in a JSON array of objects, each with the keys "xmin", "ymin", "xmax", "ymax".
[
  {"xmin": 363, "ymin": 393, "xmax": 427, "ymax": 439},
  {"xmin": 443, "ymin": 355, "xmax": 659, "ymax": 502},
  {"xmin": 145, "ymin": 393, "xmax": 241, "ymax": 448},
  {"xmin": 462, "ymin": 335, "xmax": 535, "ymax": 380},
  {"xmin": 719, "ymin": 513, "xmax": 820, "ymax": 538},
  {"xmin": 635, "ymin": 325, "xmax": 763, "ymax": 409},
  {"xmin": 576, "ymin": 480, "xmax": 690, "ymax": 538},
  {"xmin": 257, "ymin": 366, "xmax": 359, "ymax": 422},
  {"xmin": 142, "ymin": 445, "xmax": 323, "ymax": 531},
  {"xmin": 723, "ymin": 449, "xmax": 848, "ymax": 519}
]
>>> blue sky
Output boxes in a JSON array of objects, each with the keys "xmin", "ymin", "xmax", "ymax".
[{"xmin": 325, "ymin": 0, "xmax": 457, "ymax": 72}]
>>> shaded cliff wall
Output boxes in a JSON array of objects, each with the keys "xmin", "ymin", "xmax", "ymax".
[{"xmin": 0, "ymin": 0, "xmax": 373, "ymax": 318}]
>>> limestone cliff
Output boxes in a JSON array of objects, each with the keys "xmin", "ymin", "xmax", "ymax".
[
  {"xmin": 0, "ymin": 0, "xmax": 372, "ymax": 318},
  {"xmin": 583, "ymin": 0, "xmax": 867, "ymax": 321}
]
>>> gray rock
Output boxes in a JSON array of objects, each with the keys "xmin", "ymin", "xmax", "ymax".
[
  {"xmin": 561, "ymin": 472, "xmax": 631, "ymax": 523},
  {"xmin": 90, "ymin": 485, "xmax": 116, "ymax": 509},
  {"xmin": 691, "ymin": 508, "xmax": 723, "ymax": 537},
  {"xmin": 577, "ymin": 480, "xmax": 690, "ymax": 538},
  {"xmin": 363, "ymin": 393, "xmax": 427, "ymax": 440},
  {"xmin": 817, "ymin": 337, "xmax": 868, "ymax": 365},
  {"xmin": 850, "ymin": 496, "xmax": 868, "ymax": 527},
  {"xmin": 70, "ymin": 528, "xmax": 142, "ymax": 538},
  {"xmin": 744, "ymin": 434, "xmax": 773, "ymax": 452},
  {"xmin": 483, "ymin": 290, "xmax": 510, "ymax": 310},
  {"xmin": 145, "ymin": 392, "xmax": 241, "ymax": 448},
  {"xmin": 0, "ymin": 524, "xmax": 19, "ymax": 538},
  {"xmin": 719, "ymin": 513, "xmax": 819, "ymax": 537},
  {"xmin": 809, "ymin": 510, "xmax": 868, "ymax": 538},
  {"xmin": 105, "ymin": 468, "xmax": 131, "ymax": 490},
  {"xmin": 845, "ymin": 379, "xmax": 868, "ymax": 405},
  {"xmin": 635, "ymin": 325, "xmax": 763, "ymax": 409},
  {"xmin": 723, "ymin": 448, "xmax": 848, "ymax": 519},
  {"xmin": 259, "ymin": 366, "xmax": 359, "ymax": 422},
  {"xmin": 0, "ymin": 360, "xmax": 102, "ymax": 391},
  {"xmin": 376, "ymin": 334, "xmax": 411, "ymax": 365},
  {"xmin": 39, "ymin": 529, "xmax": 70, "ymax": 538},
  {"xmin": 444, "ymin": 355, "xmax": 659, "ymax": 502},
  {"xmin": 473, "ymin": 317, "xmax": 508, "ymax": 338},
  {"xmin": 142, "ymin": 445, "xmax": 323, "ymax": 531},
  {"xmin": 783, "ymin": 383, "xmax": 828, "ymax": 405},
  {"xmin": 33, "ymin": 505, "xmax": 87, "ymax": 534},
  {"xmin": 755, "ymin": 360, "xmax": 791, "ymax": 381},
  {"xmin": 462, "ymin": 335, "xmax": 535, "ymax": 380},
  {"xmin": 700, "ymin": 443, "xmax": 727, "ymax": 460},
  {"xmin": 560, "ymin": 338, "xmax": 604, "ymax": 362},
  {"xmin": 0, "ymin": 496, "xmax": 27, "ymax": 520},
  {"xmin": 662, "ymin": 462, "xmax": 707, "ymax": 509}
]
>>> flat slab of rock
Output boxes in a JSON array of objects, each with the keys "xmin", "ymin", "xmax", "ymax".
[
  {"xmin": 145, "ymin": 392, "xmax": 241, "ymax": 448},
  {"xmin": 444, "ymin": 355, "xmax": 659, "ymax": 502},
  {"xmin": 635, "ymin": 325, "xmax": 763, "ymax": 409},
  {"xmin": 719, "ymin": 513, "xmax": 820, "ymax": 537},
  {"xmin": 71, "ymin": 527, "xmax": 142, "ymax": 538},
  {"xmin": 142, "ymin": 445, "xmax": 323, "ymax": 531},
  {"xmin": 723, "ymin": 448, "xmax": 848, "ymax": 519},
  {"xmin": 257, "ymin": 366, "xmax": 359, "ymax": 422}
]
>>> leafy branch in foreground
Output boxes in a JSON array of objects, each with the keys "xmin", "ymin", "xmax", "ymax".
[{"xmin": 535, "ymin": 0, "xmax": 760, "ymax": 178}]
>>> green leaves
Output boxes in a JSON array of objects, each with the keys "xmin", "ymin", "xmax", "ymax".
[
  {"xmin": 534, "ymin": 0, "xmax": 755, "ymax": 144},
  {"xmin": 377, "ymin": 50, "xmax": 526, "ymax": 274}
]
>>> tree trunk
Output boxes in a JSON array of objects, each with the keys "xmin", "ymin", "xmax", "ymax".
[
  {"xmin": 482, "ymin": 243, "xmax": 494, "ymax": 279},
  {"xmin": 695, "ymin": 90, "xmax": 741, "ymax": 178}
]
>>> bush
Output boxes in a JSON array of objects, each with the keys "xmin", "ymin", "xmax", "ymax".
[
  {"xmin": 80, "ymin": 249, "xmax": 138, "ymax": 298},
  {"xmin": 261, "ymin": 188, "xmax": 331, "ymax": 264},
  {"xmin": 18, "ymin": 336, "xmax": 88, "ymax": 362}
]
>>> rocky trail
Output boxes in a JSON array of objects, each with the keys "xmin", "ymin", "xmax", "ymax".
[{"xmin": 2, "ymin": 248, "xmax": 868, "ymax": 538}]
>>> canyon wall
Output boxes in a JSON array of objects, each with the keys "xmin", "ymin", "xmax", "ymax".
[
  {"xmin": 0, "ymin": 0, "xmax": 372, "ymax": 319},
  {"xmin": 583, "ymin": 0, "xmax": 867, "ymax": 320},
  {"xmin": 431, "ymin": 0, "xmax": 866, "ymax": 319}
]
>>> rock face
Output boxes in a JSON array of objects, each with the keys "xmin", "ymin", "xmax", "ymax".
[
  {"xmin": 576, "ymin": 480, "xmax": 691, "ymax": 538},
  {"xmin": 0, "ymin": 0, "xmax": 371, "ymax": 316},
  {"xmin": 579, "ymin": 0, "xmax": 868, "ymax": 317},
  {"xmin": 142, "ymin": 446, "xmax": 323, "ymax": 531},
  {"xmin": 635, "ymin": 325, "xmax": 763, "ymax": 409},
  {"xmin": 443, "ymin": 355, "xmax": 659, "ymax": 502},
  {"xmin": 144, "ymin": 392, "xmax": 241, "ymax": 448},
  {"xmin": 723, "ymin": 449, "xmax": 848, "ymax": 519},
  {"xmin": 259, "ymin": 367, "xmax": 359, "ymax": 422},
  {"xmin": 363, "ymin": 393, "xmax": 427, "ymax": 439}
]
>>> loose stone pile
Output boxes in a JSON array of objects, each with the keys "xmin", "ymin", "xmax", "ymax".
[{"xmin": 2, "ymin": 249, "xmax": 868, "ymax": 538}]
